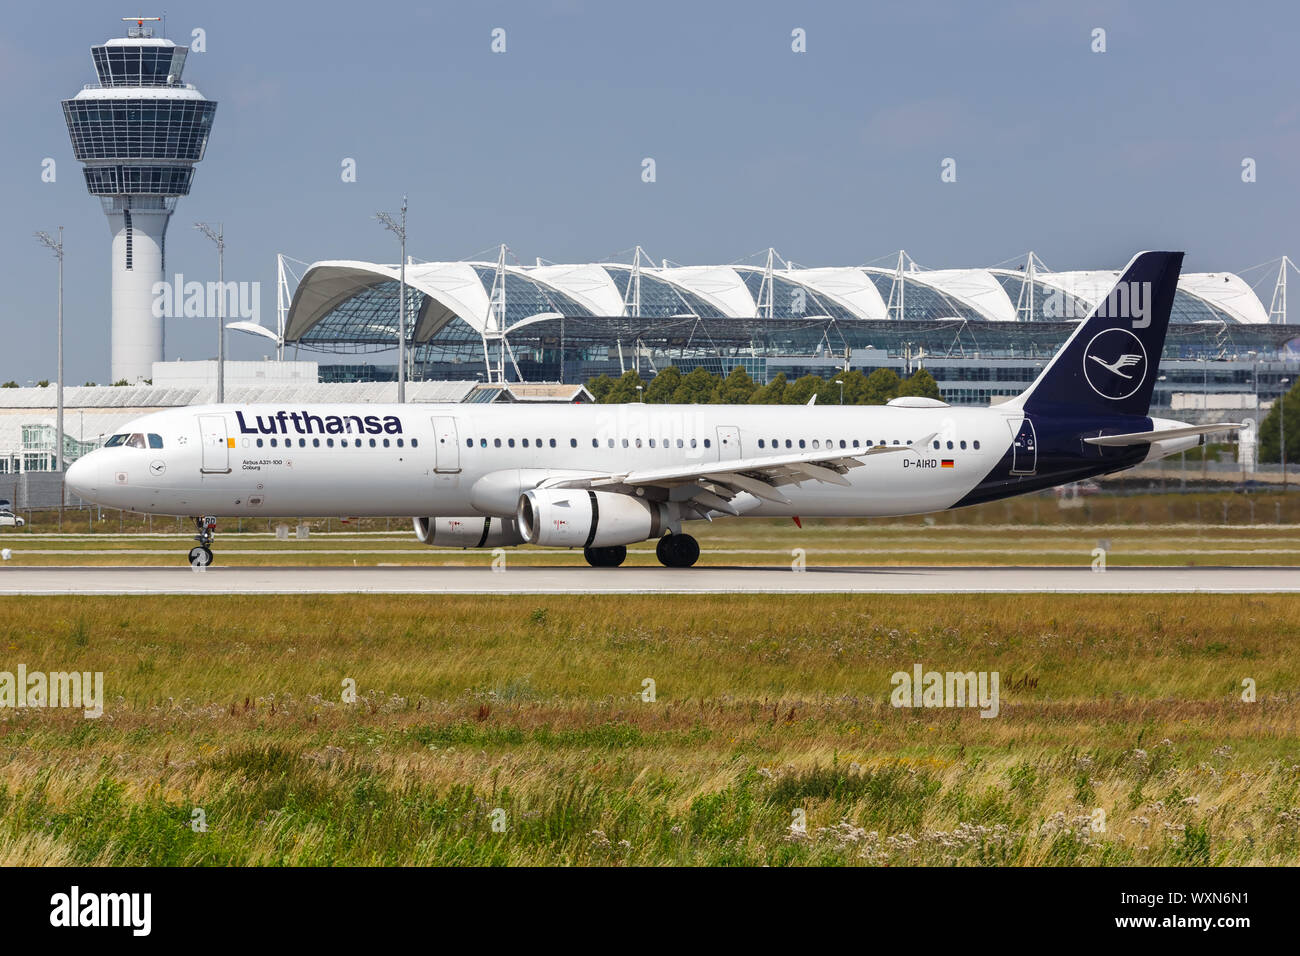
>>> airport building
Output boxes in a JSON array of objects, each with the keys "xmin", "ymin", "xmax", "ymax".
[{"xmin": 277, "ymin": 248, "xmax": 1299, "ymax": 410}]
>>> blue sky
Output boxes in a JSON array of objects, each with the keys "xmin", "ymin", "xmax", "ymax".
[{"xmin": 3, "ymin": 0, "xmax": 1299, "ymax": 383}]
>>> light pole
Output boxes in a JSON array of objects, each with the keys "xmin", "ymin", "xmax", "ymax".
[
  {"xmin": 1281, "ymin": 377, "xmax": 1291, "ymax": 493},
  {"xmin": 835, "ymin": 378, "xmax": 844, "ymax": 405},
  {"xmin": 636, "ymin": 384, "xmax": 644, "ymax": 403},
  {"xmin": 194, "ymin": 222, "xmax": 225, "ymax": 403},
  {"xmin": 375, "ymin": 196, "xmax": 408, "ymax": 403},
  {"xmin": 34, "ymin": 228, "xmax": 64, "ymax": 474}
]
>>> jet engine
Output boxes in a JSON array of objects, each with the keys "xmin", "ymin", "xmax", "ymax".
[
  {"xmin": 517, "ymin": 489, "xmax": 670, "ymax": 548},
  {"xmin": 413, "ymin": 516, "xmax": 526, "ymax": 548}
]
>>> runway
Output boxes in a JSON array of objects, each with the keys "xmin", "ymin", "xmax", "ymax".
[{"xmin": 0, "ymin": 565, "xmax": 1296, "ymax": 595}]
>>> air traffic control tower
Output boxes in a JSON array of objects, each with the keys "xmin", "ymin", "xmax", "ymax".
[{"xmin": 62, "ymin": 17, "xmax": 217, "ymax": 383}]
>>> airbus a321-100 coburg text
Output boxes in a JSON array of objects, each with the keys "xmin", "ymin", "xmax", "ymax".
[{"xmin": 65, "ymin": 251, "xmax": 1242, "ymax": 569}]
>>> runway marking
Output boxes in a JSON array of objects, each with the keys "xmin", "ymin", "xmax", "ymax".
[{"xmin": 0, "ymin": 566, "xmax": 1297, "ymax": 596}]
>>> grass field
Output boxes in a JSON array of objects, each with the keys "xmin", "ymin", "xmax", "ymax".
[{"xmin": 1, "ymin": 593, "xmax": 1298, "ymax": 865}]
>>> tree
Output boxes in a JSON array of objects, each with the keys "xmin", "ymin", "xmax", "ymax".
[
  {"xmin": 748, "ymin": 372, "xmax": 787, "ymax": 404},
  {"xmin": 112, "ymin": 379, "xmax": 130, "ymax": 386},
  {"xmin": 861, "ymin": 367, "xmax": 902, "ymax": 404},
  {"xmin": 0, "ymin": 382, "xmax": 16, "ymax": 389},
  {"xmin": 897, "ymin": 367, "xmax": 941, "ymax": 400},
  {"xmin": 643, "ymin": 366, "xmax": 682, "ymax": 403},
  {"xmin": 37, "ymin": 380, "xmax": 50, "ymax": 387},
  {"xmin": 601, "ymin": 369, "xmax": 646, "ymax": 403},
  {"xmin": 586, "ymin": 374, "xmax": 615, "ymax": 402},
  {"xmin": 670, "ymin": 367, "xmax": 720, "ymax": 404},
  {"xmin": 715, "ymin": 365, "xmax": 757, "ymax": 404},
  {"xmin": 783, "ymin": 374, "xmax": 824, "ymax": 405},
  {"xmin": 1258, "ymin": 379, "xmax": 1300, "ymax": 464}
]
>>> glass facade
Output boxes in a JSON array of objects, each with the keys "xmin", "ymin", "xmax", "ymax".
[
  {"xmin": 470, "ymin": 267, "xmax": 595, "ymax": 326},
  {"xmin": 82, "ymin": 163, "xmax": 195, "ymax": 196},
  {"xmin": 734, "ymin": 268, "xmax": 857, "ymax": 319},
  {"xmin": 603, "ymin": 266, "xmax": 726, "ymax": 318},
  {"xmin": 299, "ymin": 282, "xmax": 427, "ymax": 351},
  {"xmin": 63, "ymin": 99, "xmax": 217, "ymax": 164},
  {"xmin": 863, "ymin": 271, "xmax": 985, "ymax": 322},
  {"xmin": 91, "ymin": 44, "xmax": 188, "ymax": 87}
]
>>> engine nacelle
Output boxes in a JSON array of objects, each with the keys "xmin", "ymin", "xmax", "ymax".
[
  {"xmin": 413, "ymin": 516, "xmax": 525, "ymax": 548},
  {"xmin": 517, "ymin": 489, "xmax": 669, "ymax": 548}
]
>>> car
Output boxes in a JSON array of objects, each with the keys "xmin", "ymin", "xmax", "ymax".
[{"xmin": 0, "ymin": 510, "xmax": 24, "ymax": 527}]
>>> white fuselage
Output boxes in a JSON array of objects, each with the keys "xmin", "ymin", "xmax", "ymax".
[{"xmin": 65, "ymin": 401, "xmax": 1052, "ymax": 519}]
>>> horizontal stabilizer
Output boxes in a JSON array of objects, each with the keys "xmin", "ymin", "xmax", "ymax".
[{"xmin": 1083, "ymin": 422, "xmax": 1246, "ymax": 447}]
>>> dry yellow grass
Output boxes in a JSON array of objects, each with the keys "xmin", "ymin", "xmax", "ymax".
[{"xmin": 0, "ymin": 594, "xmax": 1297, "ymax": 865}]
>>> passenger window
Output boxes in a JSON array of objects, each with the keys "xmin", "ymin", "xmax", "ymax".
[
  {"xmin": 946, "ymin": 441, "xmax": 954, "ymax": 450},
  {"xmin": 811, "ymin": 440, "xmax": 820, "ymax": 449},
  {"xmin": 327, "ymin": 439, "xmax": 334, "ymax": 447},
  {"xmin": 608, "ymin": 439, "xmax": 614, "ymax": 448},
  {"xmin": 479, "ymin": 438, "xmax": 486, "ymax": 448},
  {"xmin": 256, "ymin": 438, "xmax": 264, "ymax": 448},
  {"xmin": 508, "ymin": 439, "xmax": 515, "ymax": 448},
  {"xmin": 622, "ymin": 439, "xmax": 629, "ymax": 448},
  {"xmin": 649, "ymin": 439, "xmax": 656, "ymax": 448},
  {"xmin": 635, "ymin": 439, "xmax": 642, "ymax": 448},
  {"xmin": 570, "ymin": 438, "xmax": 577, "ymax": 448},
  {"xmin": 758, "ymin": 439, "xmax": 765, "ymax": 449},
  {"xmin": 866, "ymin": 440, "xmax": 873, "ymax": 446},
  {"xmin": 852, "ymin": 440, "xmax": 859, "ymax": 447},
  {"xmin": 839, "ymin": 440, "xmax": 846, "ymax": 448},
  {"xmin": 522, "ymin": 439, "xmax": 529, "ymax": 448},
  {"xmin": 704, "ymin": 439, "xmax": 711, "ymax": 448},
  {"xmin": 960, "ymin": 441, "xmax": 967, "ymax": 450},
  {"xmin": 973, "ymin": 440, "xmax": 981, "ymax": 450},
  {"xmin": 933, "ymin": 440, "xmax": 941, "ymax": 450},
  {"xmin": 411, "ymin": 439, "xmax": 418, "ymax": 448},
  {"xmin": 551, "ymin": 439, "xmax": 557, "ymax": 448},
  {"xmin": 148, "ymin": 433, "xmax": 163, "ymax": 448},
  {"xmin": 785, "ymin": 439, "xmax": 792, "ymax": 449},
  {"xmin": 690, "ymin": 439, "xmax": 697, "ymax": 448},
  {"xmin": 493, "ymin": 439, "xmax": 500, "ymax": 448},
  {"xmin": 466, "ymin": 438, "xmax": 473, "ymax": 448},
  {"xmin": 341, "ymin": 439, "xmax": 349, "ymax": 447},
  {"xmin": 798, "ymin": 440, "xmax": 806, "ymax": 449},
  {"xmin": 676, "ymin": 439, "xmax": 683, "ymax": 448},
  {"xmin": 313, "ymin": 438, "xmax": 320, "ymax": 447}
]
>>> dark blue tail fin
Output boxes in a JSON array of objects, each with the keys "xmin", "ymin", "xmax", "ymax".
[{"xmin": 1017, "ymin": 250, "xmax": 1183, "ymax": 418}]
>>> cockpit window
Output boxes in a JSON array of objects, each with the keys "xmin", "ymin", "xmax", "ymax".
[
  {"xmin": 104, "ymin": 434, "xmax": 128, "ymax": 447},
  {"xmin": 125, "ymin": 433, "xmax": 146, "ymax": 449},
  {"xmin": 148, "ymin": 433, "xmax": 163, "ymax": 448}
]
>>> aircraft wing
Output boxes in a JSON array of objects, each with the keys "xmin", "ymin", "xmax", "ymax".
[
  {"xmin": 1083, "ymin": 423, "xmax": 1245, "ymax": 446},
  {"xmin": 541, "ymin": 434, "xmax": 935, "ymax": 512}
]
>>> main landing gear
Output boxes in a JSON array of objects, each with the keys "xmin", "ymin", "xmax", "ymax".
[
  {"xmin": 583, "ymin": 544, "xmax": 627, "ymax": 568},
  {"xmin": 188, "ymin": 516, "xmax": 217, "ymax": 568},
  {"xmin": 655, "ymin": 532, "xmax": 699, "ymax": 569}
]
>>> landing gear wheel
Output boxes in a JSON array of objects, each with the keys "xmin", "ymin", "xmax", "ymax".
[
  {"xmin": 583, "ymin": 544, "xmax": 627, "ymax": 567},
  {"xmin": 190, "ymin": 516, "xmax": 217, "ymax": 567},
  {"xmin": 655, "ymin": 533, "xmax": 699, "ymax": 568}
]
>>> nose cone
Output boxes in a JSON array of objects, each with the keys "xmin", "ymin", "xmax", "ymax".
[{"xmin": 65, "ymin": 455, "xmax": 99, "ymax": 502}]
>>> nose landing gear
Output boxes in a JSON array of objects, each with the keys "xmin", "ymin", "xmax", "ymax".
[
  {"xmin": 655, "ymin": 532, "xmax": 700, "ymax": 568},
  {"xmin": 188, "ymin": 516, "xmax": 216, "ymax": 568}
]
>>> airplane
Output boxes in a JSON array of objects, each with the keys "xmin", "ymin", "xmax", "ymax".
[{"xmin": 65, "ymin": 251, "xmax": 1243, "ymax": 569}]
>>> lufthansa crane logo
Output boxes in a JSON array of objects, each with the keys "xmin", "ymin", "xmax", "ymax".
[{"xmin": 1082, "ymin": 328, "xmax": 1147, "ymax": 400}]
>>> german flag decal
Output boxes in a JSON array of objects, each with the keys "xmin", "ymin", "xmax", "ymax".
[{"xmin": 941, "ymin": 459, "xmax": 955, "ymax": 468}]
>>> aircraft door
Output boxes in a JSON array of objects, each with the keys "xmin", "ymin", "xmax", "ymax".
[
  {"xmin": 1008, "ymin": 417, "xmax": 1037, "ymax": 475},
  {"xmin": 198, "ymin": 414, "xmax": 231, "ymax": 474},
  {"xmin": 715, "ymin": 425, "xmax": 741, "ymax": 461},
  {"xmin": 432, "ymin": 416, "xmax": 461, "ymax": 473}
]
